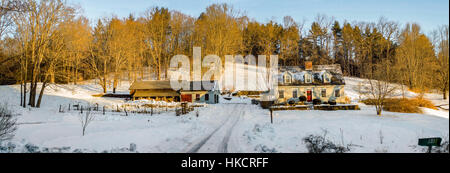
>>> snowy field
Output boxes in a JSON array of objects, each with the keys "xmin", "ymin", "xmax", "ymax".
[{"xmin": 0, "ymin": 77, "xmax": 448, "ymax": 153}]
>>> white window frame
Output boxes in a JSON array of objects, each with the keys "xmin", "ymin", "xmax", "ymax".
[
  {"xmin": 285, "ymin": 74, "xmax": 292, "ymax": 84},
  {"xmin": 279, "ymin": 90, "xmax": 285, "ymax": 98},
  {"xmin": 323, "ymin": 73, "xmax": 331, "ymax": 83},
  {"xmin": 321, "ymin": 88, "xmax": 327, "ymax": 97},
  {"xmin": 335, "ymin": 89, "xmax": 341, "ymax": 97},
  {"xmin": 305, "ymin": 74, "xmax": 312, "ymax": 83},
  {"xmin": 292, "ymin": 88, "xmax": 298, "ymax": 98}
]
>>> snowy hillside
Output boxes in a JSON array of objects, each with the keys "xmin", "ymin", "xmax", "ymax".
[
  {"xmin": 0, "ymin": 76, "xmax": 448, "ymax": 153},
  {"xmin": 344, "ymin": 77, "xmax": 449, "ymax": 118}
]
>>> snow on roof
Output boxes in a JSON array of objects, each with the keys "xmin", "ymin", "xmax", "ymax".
[
  {"xmin": 130, "ymin": 80, "xmax": 220, "ymax": 91},
  {"xmin": 277, "ymin": 69, "xmax": 344, "ymax": 85},
  {"xmin": 317, "ymin": 70, "xmax": 328, "ymax": 81},
  {"xmin": 129, "ymin": 80, "xmax": 172, "ymax": 90},
  {"xmin": 292, "ymin": 71, "xmax": 307, "ymax": 82}
]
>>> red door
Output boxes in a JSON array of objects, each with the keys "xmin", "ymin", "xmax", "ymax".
[
  {"xmin": 307, "ymin": 90, "xmax": 312, "ymax": 102},
  {"xmin": 181, "ymin": 94, "xmax": 192, "ymax": 102}
]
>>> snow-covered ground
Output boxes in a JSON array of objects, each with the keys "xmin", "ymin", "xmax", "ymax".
[
  {"xmin": 344, "ymin": 77, "xmax": 449, "ymax": 118},
  {"xmin": 0, "ymin": 76, "xmax": 448, "ymax": 153}
]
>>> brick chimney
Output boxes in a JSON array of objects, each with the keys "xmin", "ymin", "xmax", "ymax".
[{"xmin": 305, "ymin": 61, "xmax": 313, "ymax": 71}]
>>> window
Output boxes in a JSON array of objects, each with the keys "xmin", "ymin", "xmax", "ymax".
[
  {"xmin": 335, "ymin": 89, "xmax": 340, "ymax": 97},
  {"xmin": 323, "ymin": 73, "xmax": 331, "ymax": 83},
  {"xmin": 321, "ymin": 89, "xmax": 326, "ymax": 97},
  {"xmin": 305, "ymin": 74, "xmax": 312, "ymax": 83},
  {"xmin": 285, "ymin": 74, "xmax": 292, "ymax": 83},
  {"xmin": 195, "ymin": 94, "xmax": 200, "ymax": 101},
  {"xmin": 205, "ymin": 94, "xmax": 209, "ymax": 101},
  {"xmin": 293, "ymin": 89, "xmax": 298, "ymax": 98},
  {"xmin": 279, "ymin": 90, "xmax": 284, "ymax": 99}
]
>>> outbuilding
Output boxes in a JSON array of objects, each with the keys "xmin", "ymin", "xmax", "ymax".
[{"xmin": 129, "ymin": 80, "xmax": 220, "ymax": 104}]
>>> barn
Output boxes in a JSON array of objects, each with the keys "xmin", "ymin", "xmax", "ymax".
[{"xmin": 129, "ymin": 80, "xmax": 220, "ymax": 104}]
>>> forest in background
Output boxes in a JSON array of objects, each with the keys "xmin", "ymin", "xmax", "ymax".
[{"xmin": 0, "ymin": 0, "xmax": 448, "ymax": 108}]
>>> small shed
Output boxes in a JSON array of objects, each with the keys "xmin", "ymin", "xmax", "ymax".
[{"xmin": 129, "ymin": 80, "xmax": 220, "ymax": 104}]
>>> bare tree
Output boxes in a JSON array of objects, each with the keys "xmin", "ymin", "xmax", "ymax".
[
  {"xmin": 0, "ymin": 0, "xmax": 28, "ymax": 37},
  {"xmin": 0, "ymin": 103, "xmax": 17, "ymax": 141},
  {"xmin": 12, "ymin": 0, "xmax": 75, "ymax": 107},
  {"xmin": 89, "ymin": 19, "xmax": 110, "ymax": 93},
  {"xmin": 78, "ymin": 107, "xmax": 94, "ymax": 136},
  {"xmin": 431, "ymin": 25, "xmax": 449, "ymax": 100},
  {"xmin": 366, "ymin": 59, "xmax": 398, "ymax": 115}
]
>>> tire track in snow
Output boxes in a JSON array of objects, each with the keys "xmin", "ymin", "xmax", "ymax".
[
  {"xmin": 185, "ymin": 106, "xmax": 236, "ymax": 153},
  {"xmin": 218, "ymin": 107, "xmax": 242, "ymax": 153},
  {"xmin": 186, "ymin": 104, "xmax": 244, "ymax": 153}
]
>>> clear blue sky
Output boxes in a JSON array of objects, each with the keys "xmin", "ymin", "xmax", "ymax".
[{"xmin": 68, "ymin": 0, "xmax": 449, "ymax": 33}]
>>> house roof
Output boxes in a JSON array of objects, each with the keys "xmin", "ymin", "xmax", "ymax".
[
  {"xmin": 280, "ymin": 64, "xmax": 343, "ymax": 74},
  {"xmin": 133, "ymin": 90, "xmax": 180, "ymax": 97},
  {"xmin": 129, "ymin": 80, "xmax": 219, "ymax": 91},
  {"xmin": 129, "ymin": 80, "xmax": 173, "ymax": 90},
  {"xmin": 278, "ymin": 70, "xmax": 345, "ymax": 86}
]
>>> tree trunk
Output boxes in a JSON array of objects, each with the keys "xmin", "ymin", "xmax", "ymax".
[
  {"xmin": 29, "ymin": 81, "xmax": 37, "ymax": 107},
  {"xmin": 444, "ymin": 88, "xmax": 447, "ymax": 100},
  {"xmin": 102, "ymin": 78, "xmax": 107, "ymax": 93},
  {"xmin": 50, "ymin": 69, "xmax": 55, "ymax": 83},
  {"xmin": 103, "ymin": 61, "xmax": 107, "ymax": 93},
  {"xmin": 113, "ymin": 72, "xmax": 118, "ymax": 94},
  {"xmin": 36, "ymin": 82, "xmax": 47, "ymax": 108},
  {"xmin": 376, "ymin": 107, "xmax": 382, "ymax": 116},
  {"xmin": 23, "ymin": 82, "xmax": 27, "ymax": 108},
  {"xmin": 28, "ymin": 80, "xmax": 33, "ymax": 106},
  {"xmin": 20, "ymin": 82, "xmax": 23, "ymax": 106},
  {"xmin": 30, "ymin": 81, "xmax": 38, "ymax": 107},
  {"xmin": 158, "ymin": 61, "xmax": 161, "ymax": 80},
  {"xmin": 74, "ymin": 66, "xmax": 78, "ymax": 85}
]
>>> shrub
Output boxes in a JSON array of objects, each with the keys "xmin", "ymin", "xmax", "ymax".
[
  {"xmin": 414, "ymin": 137, "xmax": 450, "ymax": 153},
  {"xmin": 409, "ymin": 97, "xmax": 436, "ymax": 110},
  {"xmin": 288, "ymin": 100, "xmax": 295, "ymax": 105},
  {"xmin": 383, "ymin": 99, "xmax": 422, "ymax": 113},
  {"xmin": 302, "ymin": 134, "xmax": 350, "ymax": 153},
  {"xmin": 299, "ymin": 96, "xmax": 307, "ymax": 102},
  {"xmin": 431, "ymin": 137, "xmax": 449, "ymax": 153},
  {"xmin": 312, "ymin": 99, "xmax": 322, "ymax": 105},
  {"xmin": 329, "ymin": 101, "xmax": 337, "ymax": 105},
  {"xmin": 344, "ymin": 96, "xmax": 351, "ymax": 104},
  {"xmin": 361, "ymin": 97, "xmax": 436, "ymax": 114},
  {"xmin": 0, "ymin": 103, "xmax": 17, "ymax": 141}
]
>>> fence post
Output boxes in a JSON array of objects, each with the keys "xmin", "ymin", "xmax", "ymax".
[
  {"xmin": 59, "ymin": 105, "xmax": 62, "ymax": 113},
  {"xmin": 81, "ymin": 105, "xmax": 83, "ymax": 114},
  {"xmin": 103, "ymin": 106, "xmax": 105, "ymax": 115},
  {"xmin": 151, "ymin": 106, "xmax": 153, "ymax": 116},
  {"xmin": 68, "ymin": 104, "xmax": 71, "ymax": 111}
]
